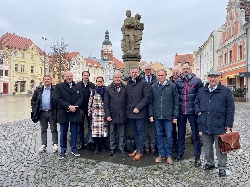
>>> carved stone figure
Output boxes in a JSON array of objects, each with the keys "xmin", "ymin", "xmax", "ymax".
[{"xmin": 121, "ymin": 10, "xmax": 144, "ymax": 55}]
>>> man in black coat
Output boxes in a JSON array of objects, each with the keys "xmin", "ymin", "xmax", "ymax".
[
  {"xmin": 104, "ymin": 71, "xmax": 127, "ymax": 156},
  {"xmin": 127, "ymin": 67, "xmax": 150, "ymax": 161},
  {"xmin": 77, "ymin": 71, "xmax": 95, "ymax": 149},
  {"xmin": 143, "ymin": 64, "xmax": 158, "ymax": 155},
  {"xmin": 55, "ymin": 71, "xmax": 83, "ymax": 160},
  {"xmin": 195, "ymin": 69, "xmax": 235, "ymax": 177},
  {"xmin": 31, "ymin": 75, "xmax": 58, "ymax": 153}
]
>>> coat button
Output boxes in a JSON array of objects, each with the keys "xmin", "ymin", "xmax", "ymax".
[{"xmin": 207, "ymin": 112, "xmax": 209, "ymax": 114}]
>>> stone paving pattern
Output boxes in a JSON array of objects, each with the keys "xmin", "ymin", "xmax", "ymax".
[{"xmin": 0, "ymin": 96, "xmax": 250, "ymax": 186}]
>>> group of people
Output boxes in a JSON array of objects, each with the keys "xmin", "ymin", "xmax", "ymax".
[{"xmin": 31, "ymin": 63, "xmax": 235, "ymax": 177}]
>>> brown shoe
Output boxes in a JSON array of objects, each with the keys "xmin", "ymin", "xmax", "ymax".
[
  {"xmin": 132, "ymin": 153, "xmax": 143, "ymax": 161},
  {"xmin": 155, "ymin": 156, "xmax": 164, "ymax": 163},
  {"xmin": 167, "ymin": 157, "xmax": 173, "ymax": 165},
  {"xmin": 128, "ymin": 150, "xmax": 137, "ymax": 157}
]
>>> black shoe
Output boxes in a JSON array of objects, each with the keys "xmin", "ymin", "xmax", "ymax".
[
  {"xmin": 219, "ymin": 169, "xmax": 226, "ymax": 177},
  {"xmin": 78, "ymin": 144, "xmax": 85, "ymax": 150},
  {"xmin": 101, "ymin": 144, "xmax": 106, "ymax": 152},
  {"xmin": 145, "ymin": 147, "xmax": 149, "ymax": 155},
  {"xmin": 203, "ymin": 164, "xmax": 215, "ymax": 171},
  {"xmin": 120, "ymin": 149, "xmax": 127, "ymax": 157},
  {"xmin": 151, "ymin": 148, "xmax": 156, "ymax": 155},
  {"xmin": 194, "ymin": 157, "xmax": 201, "ymax": 167},
  {"xmin": 174, "ymin": 154, "xmax": 184, "ymax": 162},
  {"xmin": 109, "ymin": 150, "xmax": 115, "ymax": 156}
]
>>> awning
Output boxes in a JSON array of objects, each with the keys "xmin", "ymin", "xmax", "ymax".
[
  {"xmin": 227, "ymin": 75, "xmax": 235, "ymax": 79},
  {"xmin": 239, "ymin": 72, "xmax": 250, "ymax": 77}
]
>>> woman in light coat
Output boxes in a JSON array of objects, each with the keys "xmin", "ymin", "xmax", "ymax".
[{"xmin": 88, "ymin": 76, "xmax": 108, "ymax": 154}]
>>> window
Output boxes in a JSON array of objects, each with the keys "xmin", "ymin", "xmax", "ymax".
[
  {"xmin": 0, "ymin": 58, "xmax": 3, "ymax": 65},
  {"xmin": 229, "ymin": 50, "xmax": 232, "ymax": 63},
  {"xmin": 224, "ymin": 53, "xmax": 227, "ymax": 64},
  {"xmin": 185, "ymin": 62, "xmax": 189, "ymax": 65},
  {"xmin": 15, "ymin": 64, "xmax": 18, "ymax": 72},
  {"xmin": 31, "ymin": 66, "xmax": 34, "ymax": 73},
  {"xmin": 0, "ymin": 70, "xmax": 3, "ymax": 76},
  {"xmin": 53, "ymin": 74, "xmax": 55, "ymax": 78},
  {"xmin": 238, "ymin": 45, "xmax": 242, "ymax": 60},
  {"xmin": 226, "ymin": 31, "xmax": 228, "ymax": 41},
  {"xmin": 5, "ymin": 70, "xmax": 8, "ymax": 76},
  {"xmin": 21, "ymin": 64, "xmax": 25, "ymax": 72},
  {"xmin": 40, "ymin": 67, "xmax": 42, "ymax": 74},
  {"xmin": 178, "ymin": 62, "xmax": 181, "ymax": 66},
  {"xmin": 21, "ymin": 52, "xmax": 25, "ymax": 59},
  {"xmin": 14, "ymin": 51, "xmax": 18, "ymax": 57},
  {"xmin": 232, "ymin": 26, "xmax": 234, "ymax": 37},
  {"xmin": 31, "ymin": 54, "xmax": 34, "ymax": 60}
]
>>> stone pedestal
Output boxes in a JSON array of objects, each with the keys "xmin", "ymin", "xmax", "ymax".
[{"xmin": 122, "ymin": 54, "xmax": 141, "ymax": 79}]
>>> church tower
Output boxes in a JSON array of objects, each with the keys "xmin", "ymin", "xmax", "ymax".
[{"xmin": 101, "ymin": 30, "xmax": 113, "ymax": 61}]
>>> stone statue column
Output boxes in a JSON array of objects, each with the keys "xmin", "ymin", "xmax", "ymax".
[{"xmin": 121, "ymin": 10, "xmax": 144, "ymax": 79}]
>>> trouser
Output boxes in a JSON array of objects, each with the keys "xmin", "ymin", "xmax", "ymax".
[
  {"xmin": 109, "ymin": 122, "xmax": 126, "ymax": 150},
  {"xmin": 172, "ymin": 122, "xmax": 178, "ymax": 149},
  {"xmin": 155, "ymin": 119, "xmax": 173, "ymax": 157},
  {"xmin": 129, "ymin": 118, "xmax": 145, "ymax": 154},
  {"xmin": 177, "ymin": 114, "xmax": 201, "ymax": 158},
  {"xmin": 78, "ymin": 111, "xmax": 91, "ymax": 145},
  {"xmin": 202, "ymin": 132, "xmax": 227, "ymax": 169},
  {"xmin": 39, "ymin": 111, "xmax": 58, "ymax": 146},
  {"xmin": 144, "ymin": 120, "xmax": 156, "ymax": 149},
  {"xmin": 60, "ymin": 122, "xmax": 78, "ymax": 153}
]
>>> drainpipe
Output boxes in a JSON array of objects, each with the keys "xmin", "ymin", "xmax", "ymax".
[{"xmin": 247, "ymin": 24, "xmax": 250, "ymax": 102}]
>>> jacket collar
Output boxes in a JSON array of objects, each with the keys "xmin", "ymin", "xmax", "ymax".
[{"xmin": 204, "ymin": 82, "xmax": 222, "ymax": 92}]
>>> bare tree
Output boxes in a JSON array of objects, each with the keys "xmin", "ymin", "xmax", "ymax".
[{"xmin": 49, "ymin": 38, "xmax": 70, "ymax": 83}]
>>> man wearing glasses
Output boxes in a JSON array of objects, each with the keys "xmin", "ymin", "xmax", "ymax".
[
  {"xmin": 175, "ymin": 64, "xmax": 203, "ymax": 167},
  {"xmin": 143, "ymin": 64, "xmax": 158, "ymax": 155}
]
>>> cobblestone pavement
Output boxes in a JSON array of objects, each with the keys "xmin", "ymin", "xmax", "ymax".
[{"xmin": 0, "ymin": 96, "xmax": 250, "ymax": 186}]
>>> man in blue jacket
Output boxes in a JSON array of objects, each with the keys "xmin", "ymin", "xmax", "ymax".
[
  {"xmin": 175, "ymin": 64, "xmax": 203, "ymax": 166},
  {"xmin": 195, "ymin": 69, "xmax": 235, "ymax": 177}
]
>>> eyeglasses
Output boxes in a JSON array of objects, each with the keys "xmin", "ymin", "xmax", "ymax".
[
  {"xmin": 145, "ymin": 69, "xmax": 151, "ymax": 71},
  {"xmin": 182, "ymin": 68, "xmax": 190, "ymax": 70},
  {"xmin": 97, "ymin": 81, "xmax": 103, "ymax": 83}
]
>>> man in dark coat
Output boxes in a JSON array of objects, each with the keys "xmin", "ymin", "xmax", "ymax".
[
  {"xmin": 149, "ymin": 69, "xmax": 179, "ymax": 164},
  {"xmin": 169, "ymin": 67, "xmax": 181, "ymax": 152},
  {"xmin": 143, "ymin": 64, "xmax": 158, "ymax": 155},
  {"xmin": 195, "ymin": 69, "xmax": 235, "ymax": 177},
  {"xmin": 77, "ymin": 71, "xmax": 95, "ymax": 150},
  {"xmin": 175, "ymin": 64, "xmax": 203, "ymax": 166},
  {"xmin": 127, "ymin": 67, "xmax": 150, "ymax": 161},
  {"xmin": 31, "ymin": 75, "xmax": 58, "ymax": 153},
  {"xmin": 55, "ymin": 71, "xmax": 83, "ymax": 160},
  {"xmin": 104, "ymin": 71, "xmax": 127, "ymax": 156}
]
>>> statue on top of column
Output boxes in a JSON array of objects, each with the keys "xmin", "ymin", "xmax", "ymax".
[{"xmin": 121, "ymin": 10, "xmax": 144, "ymax": 55}]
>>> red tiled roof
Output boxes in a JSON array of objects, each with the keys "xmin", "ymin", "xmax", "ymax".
[
  {"xmin": 0, "ymin": 32, "xmax": 43, "ymax": 54},
  {"xmin": 113, "ymin": 57, "xmax": 124, "ymax": 69},
  {"xmin": 174, "ymin": 54, "xmax": 194, "ymax": 66},
  {"xmin": 84, "ymin": 58, "xmax": 104, "ymax": 69},
  {"xmin": 65, "ymin": 52, "xmax": 79, "ymax": 60}
]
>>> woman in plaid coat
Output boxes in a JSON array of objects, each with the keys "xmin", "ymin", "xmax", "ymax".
[{"xmin": 88, "ymin": 76, "xmax": 108, "ymax": 154}]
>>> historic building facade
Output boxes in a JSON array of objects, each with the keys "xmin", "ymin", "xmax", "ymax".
[
  {"xmin": 174, "ymin": 54, "xmax": 194, "ymax": 72},
  {"xmin": 0, "ymin": 51, "xmax": 10, "ymax": 94},
  {"xmin": 0, "ymin": 33, "xmax": 44, "ymax": 94},
  {"xmin": 217, "ymin": 0, "xmax": 250, "ymax": 88}
]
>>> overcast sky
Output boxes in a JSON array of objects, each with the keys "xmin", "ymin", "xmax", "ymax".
[{"xmin": 0, "ymin": 0, "xmax": 228, "ymax": 68}]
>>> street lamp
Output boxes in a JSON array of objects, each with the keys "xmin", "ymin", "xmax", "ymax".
[{"xmin": 42, "ymin": 36, "xmax": 48, "ymax": 75}]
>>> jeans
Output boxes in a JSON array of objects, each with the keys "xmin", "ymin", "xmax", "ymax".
[
  {"xmin": 155, "ymin": 119, "xmax": 173, "ymax": 157},
  {"xmin": 109, "ymin": 122, "xmax": 126, "ymax": 150},
  {"xmin": 177, "ymin": 114, "xmax": 201, "ymax": 158},
  {"xmin": 39, "ymin": 111, "xmax": 58, "ymax": 146},
  {"xmin": 60, "ymin": 122, "xmax": 78, "ymax": 153},
  {"xmin": 78, "ymin": 111, "xmax": 91, "ymax": 145},
  {"xmin": 144, "ymin": 120, "xmax": 156, "ymax": 148},
  {"xmin": 129, "ymin": 118, "xmax": 145, "ymax": 154}
]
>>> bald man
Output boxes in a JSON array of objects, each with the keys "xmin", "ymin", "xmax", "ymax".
[
  {"xmin": 175, "ymin": 64, "xmax": 203, "ymax": 167},
  {"xmin": 55, "ymin": 71, "xmax": 83, "ymax": 160}
]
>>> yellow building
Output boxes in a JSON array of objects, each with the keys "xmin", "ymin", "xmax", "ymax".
[
  {"xmin": 152, "ymin": 61, "xmax": 172, "ymax": 78},
  {"xmin": 0, "ymin": 33, "xmax": 44, "ymax": 94}
]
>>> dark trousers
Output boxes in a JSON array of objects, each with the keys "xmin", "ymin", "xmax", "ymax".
[
  {"xmin": 78, "ymin": 111, "xmax": 91, "ymax": 145},
  {"xmin": 177, "ymin": 114, "xmax": 201, "ymax": 158},
  {"xmin": 172, "ymin": 122, "xmax": 178, "ymax": 149},
  {"xmin": 129, "ymin": 118, "xmax": 145, "ymax": 154},
  {"xmin": 109, "ymin": 122, "xmax": 126, "ymax": 150},
  {"xmin": 60, "ymin": 122, "xmax": 78, "ymax": 153},
  {"xmin": 144, "ymin": 120, "xmax": 156, "ymax": 149},
  {"xmin": 39, "ymin": 111, "xmax": 58, "ymax": 146}
]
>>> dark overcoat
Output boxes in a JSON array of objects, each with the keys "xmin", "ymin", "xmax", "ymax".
[
  {"xmin": 31, "ymin": 85, "xmax": 57, "ymax": 123},
  {"xmin": 55, "ymin": 80, "xmax": 83, "ymax": 123},
  {"xmin": 194, "ymin": 83, "xmax": 235, "ymax": 134},
  {"xmin": 104, "ymin": 82, "xmax": 127, "ymax": 123},
  {"xmin": 126, "ymin": 76, "xmax": 150, "ymax": 119}
]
